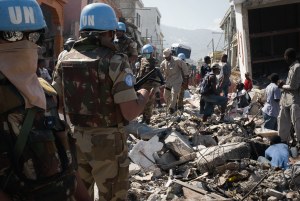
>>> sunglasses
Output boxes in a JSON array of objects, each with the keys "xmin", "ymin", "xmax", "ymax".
[{"xmin": 1, "ymin": 31, "xmax": 41, "ymax": 43}]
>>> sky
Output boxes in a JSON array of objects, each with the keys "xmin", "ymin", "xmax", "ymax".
[{"xmin": 141, "ymin": 0, "xmax": 231, "ymax": 31}]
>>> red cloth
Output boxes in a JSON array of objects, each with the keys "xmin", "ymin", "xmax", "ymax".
[{"xmin": 244, "ymin": 78, "xmax": 253, "ymax": 91}]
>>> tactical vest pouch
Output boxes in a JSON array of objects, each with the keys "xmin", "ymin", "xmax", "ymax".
[
  {"xmin": 2, "ymin": 126, "xmax": 77, "ymax": 201},
  {"xmin": 0, "ymin": 84, "xmax": 24, "ymax": 114},
  {"xmin": 0, "ymin": 89, "xmax": 76, "ymax": 200}
]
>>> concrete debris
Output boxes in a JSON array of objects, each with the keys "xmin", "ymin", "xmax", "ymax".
[
  {"xmin": 197, "ymin": 142, "xmax": 251, "ymax": 173},
  {"xmin": 164, "ymin": 131, "xmax": 194, "ymax": 157},
  {"xmin": 129, "ymin": 135, "xmax": 163, "ymax": 171},
  {"xmin": 126, "ymin": 87, "xmax": 300, "ymax": 201}
]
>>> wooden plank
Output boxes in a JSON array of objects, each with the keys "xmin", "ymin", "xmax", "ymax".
[
  {"xmin": 173, "ymin": 179, "xmax": 232, "ymax": 200},
  {"xmin": 183, "ymin": 187, "xmax": 214, "ymax": 201}
]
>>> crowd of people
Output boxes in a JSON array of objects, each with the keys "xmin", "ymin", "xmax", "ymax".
[{"xmin": 1, "ymin": 0, "xmax": 300, "ymax": 200}]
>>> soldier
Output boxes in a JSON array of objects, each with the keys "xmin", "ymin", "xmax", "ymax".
[
  {"xmin": 115, "ymin": 22, "xmax": 138, "ymax": 68},
  {"xmin": 52, "ymin": 3, "xmax": 149, "ymax": 201},
  {"xmin": 161, "ymin": 48, "xmax": 189, "ymax": 114},
  {"xmin": 0, "ymin": 0, "xmax": 90, "ymax": 200},
  {"xmin": 176, "ymin": 53, "xmax": 189, "ymax": 111},
  {"xmin": 138, "ymin": 44, "xmax": 158, "ymax": 124},
  {"xmin": 201, "ymin": 63, "xmax": 228, "ymax": 122}
]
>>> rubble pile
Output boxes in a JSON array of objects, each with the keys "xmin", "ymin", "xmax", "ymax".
[{"xmin": 125, "ymin": 90, "xmax": 300, "ymax": 201}]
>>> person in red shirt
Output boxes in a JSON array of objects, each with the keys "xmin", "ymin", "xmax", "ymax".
[{"xmin": 244, "ymin": 72, "xmax": 253, "ymax": 92}]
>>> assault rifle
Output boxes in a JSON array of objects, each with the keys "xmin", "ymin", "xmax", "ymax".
[{"xmin": 134, "ymin": 67, "xmax": 165, "ymax": 90}]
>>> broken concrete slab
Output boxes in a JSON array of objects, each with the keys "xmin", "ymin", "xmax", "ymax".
[
  {"xmin": 164, "ymin": 131, "xmax": 194, "ymax": 157},
  {"xmin": 129, "ymin": 135, "xmax": 164, "ymax": 171},
  {"xmin": 196, "ymin": 142, "xmax": 251, "ymax": 173},
  {"xmin": 129, "ymin": 163, "xmax": 141, "ymax": 175}
]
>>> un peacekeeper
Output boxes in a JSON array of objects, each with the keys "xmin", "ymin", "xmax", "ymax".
[
  {"xmin": 52, "ymin": 3, "xmax": 149, "ymax": 201},
  {"xmin": 161, "ymin": 48, "xmax": 189, "ymax": 114},
  {"xmin": 176, "ymin": 53, "xmax": 189, "ymax": 111},
  {"xmin": 0, "ymin": 0, "xmax": 90, "ymax": 200},
  {"xmin": 115, "ymin": 22, "xmax": 138, "ymax": 66},
  {"xmin": 138, "ymin": 44, "xmax": 158, "ymax": 124}
]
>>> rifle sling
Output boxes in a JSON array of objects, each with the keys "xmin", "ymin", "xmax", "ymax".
[{"xmin": 13, "ymin": 107, "xmax": 38, "ymax": 164}]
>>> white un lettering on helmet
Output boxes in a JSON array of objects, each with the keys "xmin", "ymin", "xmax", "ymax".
[
  {"xmin": 82, "ymin": 15, "xmax": 95, "ymax": 26},
  {"xmin": 8, "ymin": 6, "xmax": 35, "ymax": 24}
]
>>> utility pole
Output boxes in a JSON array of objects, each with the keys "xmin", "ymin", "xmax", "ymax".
[
  {"xmin": 228, "ymin": 5, "xmax": 235, "ymax": 66},
  {"xmin": 212, "ymin": 38, "xmax": 215, "ymax": 63},
  {"xmin": 207, "ymin": 38, "xmax": 215, "ymax": 63}
]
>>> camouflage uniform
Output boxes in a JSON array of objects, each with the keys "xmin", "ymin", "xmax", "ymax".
[
  {"xmin": 177, "ymin": 62, "xmax": 190, "ymax": 110},
  {"xmin": 160, "ymin": 56, "xmax": 189, "ymax": 112},
  {"xmin": 52, "ymin": 37, "xmax": 137, "ymax": 201},
  {"xmin": 138, "ymin": 57, "xmax": 158, "ymax": 123},
  {"xmin": 0, "ymin": 75, "xmax": 76, "ymax": 201}
]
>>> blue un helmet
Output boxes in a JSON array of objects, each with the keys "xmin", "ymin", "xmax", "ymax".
[
  {"xmin": 117, "ymin": 22, "xmax": 126, "ymax": 32},
  {"xmin": 80, "ymin": 3, "xmax": 118, "ymax": 31},
  {"xmin": 142, "ymin": 44, "xmax": 154, "ymax": 54},
  {"xmin": 142, "ymin": 44, "xmax": 153, "ymax": 59},
  {"xmin": 0, "ymin": 0, "xmax": 46, "ymax": 32},
  {"xmin": 0, "ymin": 0, "xmax": 46, "ymax": 43},
  {"xmin": 178, "ymin": 53, "xmax": 186, "ymax": 61}
]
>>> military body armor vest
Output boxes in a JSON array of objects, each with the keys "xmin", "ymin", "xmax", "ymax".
[
  {"xmin": 61, "ymin": 44, "xmax": 124, "ymax": 127},
  {"xmin": 0, "ymin": 75, "xmax": 76, "ymax": 200}
]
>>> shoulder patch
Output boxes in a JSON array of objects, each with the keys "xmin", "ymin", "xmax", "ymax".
[{"xmin": 125, "ymin": 74, "xmax": 134, "ymax": 87}]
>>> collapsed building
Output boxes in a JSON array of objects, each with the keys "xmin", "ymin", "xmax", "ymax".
[{"xmin": 125, "ymin": 86, "xmax": 300, "ymax": 201}]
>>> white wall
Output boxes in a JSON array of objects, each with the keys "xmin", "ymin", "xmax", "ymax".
[{"xmin": 138, "ymin": 7, "xmax": 163, "ymax": 59}]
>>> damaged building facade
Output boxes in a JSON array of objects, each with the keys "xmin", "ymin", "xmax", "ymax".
[
  {"xmin": 230, "ymin": 0, "xmax": 300, "ymax": 82},
  {"xmin": 63, "ymin": 0, "xmax": 164, "ymax": 59},
  {"xmin": 37, "ymin": 0, "xmax": 67, "ymax": 61}
]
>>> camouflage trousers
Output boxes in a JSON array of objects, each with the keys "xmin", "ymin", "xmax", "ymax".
[
  {"xmin": 142, "ymin": 83, "xmax": 156, "ymax": 121},
  {"xmin": 74, "ymin": 126, "xmax": 129, "ymax": 201},
  {"xmin": 163, "ymin": 83, "xmax": 181, "ymax": 111},
  {"xmin": 177, "ymin": 86, "xmax": 185, "ymax": 109}
]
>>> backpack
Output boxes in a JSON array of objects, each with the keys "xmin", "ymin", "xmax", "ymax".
[
  {"xmin": 199, "ymin": 73, "xmax": 213, "ymax": 95},
  {"xmin": 0, "ymin": 77, "xmax": 76, "ymax": 200}
]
